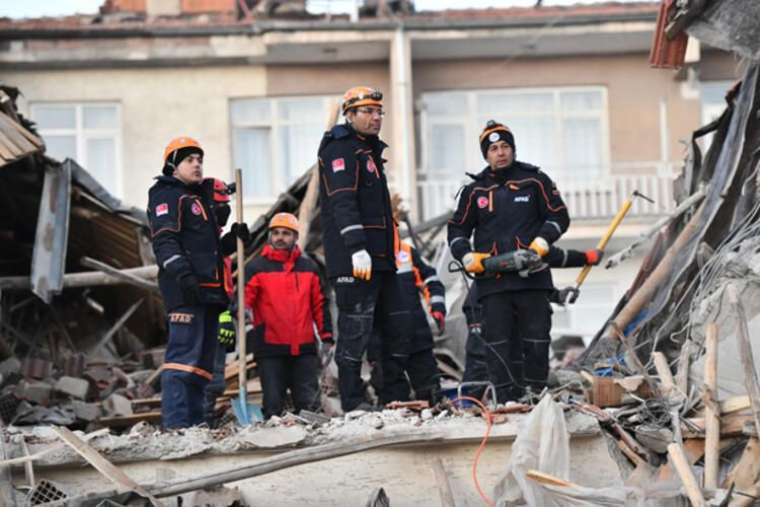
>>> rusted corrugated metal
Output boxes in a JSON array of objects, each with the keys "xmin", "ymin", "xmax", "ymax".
[{"xmin": 649, "ymin": 0, "xmax": 688, "ymax": 69}]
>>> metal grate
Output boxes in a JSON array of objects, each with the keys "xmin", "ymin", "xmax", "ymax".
[{"xmin": 26, "ymin": 480, "xmax": 68, "ymax": 505}]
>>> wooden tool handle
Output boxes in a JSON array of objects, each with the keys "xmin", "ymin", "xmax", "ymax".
[
  {"xmin": 575, "ymin": 197, "xmax": 634, "ymax": 287},
  {"xmin": 235, "ymin": 169, "xmax": 247, "ymax": 392}
]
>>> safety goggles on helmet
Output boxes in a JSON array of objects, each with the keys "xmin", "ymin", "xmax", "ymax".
[{"xmin": 342, "ymin": 88, "xmax": 383, "ymax": 114}]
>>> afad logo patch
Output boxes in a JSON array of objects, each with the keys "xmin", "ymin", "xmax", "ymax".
[
  {"xmin": 155, "ymin": 203, "xmax": 169, "ymax": 216},
  {"xmin": 191, "ymin": 202, "xmax": 203, "ymax": 216},
  {"xmin": 477, "ymin": 196, "xmax": 489, "ymax": 209},
  {"xmin": 332, "ymin": 158, "xmax": 345, "ymax": 172}
]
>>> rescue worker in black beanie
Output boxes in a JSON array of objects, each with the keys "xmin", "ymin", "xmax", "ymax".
[
  {"xmin": 447, "ymin": 121, "xmax": 571, "ymax": 402},
  {"xmin": 147, "ymin": 137, "xmax": 247, "ymax": 428},
  {"xmin": 317, "ymin": 86, "xmax": 411, "ymax": 411}
]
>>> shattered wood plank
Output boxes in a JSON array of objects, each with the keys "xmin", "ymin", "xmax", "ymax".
[
  {"xmin": 684, "ymin": 413, "xmax": 753, "ymax": 437},
  {"xmin": 704, "ymin": 322, "xmax": 720, "ymax": 490},
  {"xmin": 607, "ymin": 201, "xmax": 705, "ymax": 336},
  {"xmin": 92, "ymin": 299, "xmax": 144, "ymax": 353},
  {"xmin": 51, "ymin": 426, "xmax": 160, "ymax": 506},
  {"xmin": 667, "ymin": 442, "xmax": 706, "ymax": 507},
  {"xmin": 653, "ymin": 352, "xmax": 676, "ymax": 394},
  {"xmin": 80, "ymin": 256, "xmax": 159, "ymax": 293},
  {"xmin": 0, "ymin": 265, "xmax": 158, "ymax": 290},
  {"xmin": 726, "ymin": 438, "xmax": 760, "ymax": 507},
  {"xmin": 431, "ymin": 458, "xmax": 456, "ymax": 507},
  {"xmin": 727, "ymin": 285, "xmax": 760, "ymax": 438},
  {"xmin": 525, "ymin": 469, "xmax": 577, "ymax": 488}
]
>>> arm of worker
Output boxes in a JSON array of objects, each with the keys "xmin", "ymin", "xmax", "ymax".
[
  {"xmin": 310, "ymin": 271, "xmax": 334, "ymax": 345},
  {"xmin": 219, "ymin": 222, "xmax": 251, "ymax": 257},
  {"xmin": 447, "ymin": 185, "xmax": 477, "ymax": 261},
  {"xmin": 412, "ymin": 247, "xmax": 446, "ymax": 333},
  {"xmin": 319, "ymin": 143, "xmax": 368, "ymax": 255},
  {"xmin": 534, "ymin": 171, "xmax": 570, "ymax": 246},
  {"xmin": 148, "ymin": 190, "xmax": 201, "ymax": 306},
  {"xmin": 545, "ymin": 247, "xmax": 604, "ymax": 268}
]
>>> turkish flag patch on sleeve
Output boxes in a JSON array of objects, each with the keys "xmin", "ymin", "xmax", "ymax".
[
  {"xmin": 332, "ymin": 158, "xmax": 345, "ymax": 172},
  {"xmin": 156, "ymin": 203, "xmax": 169, "ymax": 216}
]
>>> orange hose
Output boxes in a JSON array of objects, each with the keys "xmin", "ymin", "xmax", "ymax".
[{"xmin": 453, "ymin": 396, "xmax": 495, "ymax": 507}]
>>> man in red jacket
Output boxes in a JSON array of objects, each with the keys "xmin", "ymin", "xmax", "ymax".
[{"xmin": 244, "ymin": 212, "xmax": 333, "ymax": 419}]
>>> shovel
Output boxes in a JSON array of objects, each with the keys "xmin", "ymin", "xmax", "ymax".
[{"xmin": 231, "ymin": 168, "xmax": 262, "ymax": 425}]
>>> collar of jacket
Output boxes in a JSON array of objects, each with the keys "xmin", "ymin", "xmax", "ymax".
[
  {"xmin": 467, "ymin": 160, "xmax": 535, "ymax": 183},
  {"xmin": 262, "ymin": 244, "xmax": 302, "ymax": 268},
  {"xmin": 155, "ymin": 175, "xmax": 203, "ymax": 192},
  {"xmin": 344, "ymin": 123, "xmax": 388, "ymax": 153}
]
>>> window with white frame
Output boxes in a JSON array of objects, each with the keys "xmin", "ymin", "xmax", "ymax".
[
  {"xmin": 420, "ymin": 87, "xmax": 609, "ymax": 184},
  {"xmin": 31, "ymin": 103, "xmax": 122, "ymax": 197},
  {"xmin": 230, "ymin": 96, "xmax": 337, "ymax": 202}
]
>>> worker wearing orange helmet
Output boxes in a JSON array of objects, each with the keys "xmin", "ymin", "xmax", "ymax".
[
  {"xmin": 243, "ymin": 212, "xmax": 333, "ymax": 419},
  {"xmin": 317, "ymin": 86, "xmax": 411, "ymax": 411},
  {"xmin": 147, "ymin": 137, "xmax": 248, "ymax": 428}
]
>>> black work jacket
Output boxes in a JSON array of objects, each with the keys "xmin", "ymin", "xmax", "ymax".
[
  {"xmin": 147, "ymin": 175, "xmax": 228, "ymax": 311},
  {"xmin": 447, "ymin": 162, "xmax": 570, "ymax": 296},
  {"xmin": 317, "ymin": 123, "xmax": 396, "ymax": 278}
]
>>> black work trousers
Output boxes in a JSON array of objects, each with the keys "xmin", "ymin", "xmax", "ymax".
[
  {"xmin": 258, "ymin": 354, "xmax": 321, "ymax": 419},
  {"xmin": 481, "ymin": 289, "xmax": 552, "ymax": 403},
  {"xmin": 333, "ymin": 271, "xmax": 411, "ymax": 411}
]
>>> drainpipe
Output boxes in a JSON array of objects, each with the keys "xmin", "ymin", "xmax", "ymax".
[{"xmin": 390, "ymin": 26, "xmax": 416, "ymax": 221}]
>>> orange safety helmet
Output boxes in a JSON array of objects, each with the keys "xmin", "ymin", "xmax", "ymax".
[
  {"xmin": 342, "ymin": 86, "xmax": 383, "ymax": 114},
  {"xmin": 268, "ymin": 212, "xmax": 299, "ymax": 233},
  {"xmin": 163, "ymin": 136, "xmax": 203, "ymax": 166}
]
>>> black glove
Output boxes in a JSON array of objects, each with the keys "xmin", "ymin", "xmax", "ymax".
[
  {"xmin": 178, "ymin": 273, "xmax": 202, "ymax": 306},
  {"xmin": 230, "ymin": 222, "xmax": 250, "ymax": 244}
]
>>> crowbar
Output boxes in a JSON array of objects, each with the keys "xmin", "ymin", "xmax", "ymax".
[{"xmin": 567, "ymin": 190, "xmax": 654, "ymax": 303}]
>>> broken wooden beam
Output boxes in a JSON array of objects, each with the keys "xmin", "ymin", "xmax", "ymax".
[
  {"xmin": 704, "ymin": 322, "xmax": 720, "ymax": 490},
  {"xmin": 80, "ymin": 257, "xmax": 159, "ymax": 293},
  {"xmin": 667, "ymin": 442, "xmax": 706, "ymax": 507},
  {"xmin": 0, "ymin": 265, "xmax": 158, "ymax": 290},
  {"xmin": 52, "ymin": 426, "xmax": 160, "ymax": 505}
]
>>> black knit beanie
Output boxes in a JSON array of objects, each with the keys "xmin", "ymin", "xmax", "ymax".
[
  {"xmin": 162, "ymin": 146, "xmax": 203, "ymax": 176},
  {"xmin": 479, "ymin": 120, "xmax": 515, "ymax": 159}
]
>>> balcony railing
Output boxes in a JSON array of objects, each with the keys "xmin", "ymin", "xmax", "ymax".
[{"xmin": 417, "ymin": 165, "xmax": 677, "ymax": 221}]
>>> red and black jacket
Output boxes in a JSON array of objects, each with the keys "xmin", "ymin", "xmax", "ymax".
[
  {"xmin": 447, "ymin": 162, "xmax": 570, "ymax": 297},
  {"xmin": 243, "ymin": 245, "xmax": 333, "ymax": 357}
]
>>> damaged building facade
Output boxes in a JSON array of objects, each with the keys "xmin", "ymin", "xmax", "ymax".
[{"xmin": 0, "ymin": 0, "xmax": 743, "ymax": 339}]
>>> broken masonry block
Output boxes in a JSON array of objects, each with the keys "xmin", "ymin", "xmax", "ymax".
[
  {"xmin": 71, "ymin": 400, "xmax": 101, "ymax": 421},
  {"xmin": 55, "ymin": 376, "xmax": 91, "ymax": 400},
  {"xmin": 60, "ymin": 353, "xmax": 87, "ymax": 378},
  {"xmin": 14, "ymin": 379, "xmax": 53, "ymax": 406},
  {"xmin": 22, "ymin": 357, "xmax": 53, "ymax": 380},
  {"xmin": 0, "ymin": 357, "xmax": 21, "ymax": 376},
  {"xmin": 103, "ymin": 393, "xmax": 133, "ymax": 417}
]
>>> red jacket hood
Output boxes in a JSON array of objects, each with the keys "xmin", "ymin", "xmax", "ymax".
[{"xmin": 261, "ymin": 244, "xmax": 301, "ymax": 269}]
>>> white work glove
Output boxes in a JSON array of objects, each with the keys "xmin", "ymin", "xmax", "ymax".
[{"xmin": 351, "ymin": 249, "xmax": 372, "ymax": 281}]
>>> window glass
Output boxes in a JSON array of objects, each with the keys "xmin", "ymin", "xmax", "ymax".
[
  {"xmin": 230, "ymin": 99, "xmax": 271, "ymax": 125},
  {"xmin": 234, "ymin": 127, "xmax": 272, "ymax": 199},
  {"xmin": 86, "ymin": 137, "xmax": 117, "ymax": 194},
  {"xmin": 83, "ymin": 105, "xmax": 118, "ymax": 129},
  {"xmin": 44, "ymin": 135, "xmax": 77, "ymax": 161},
  {"xmin": 34, "ymin": 105, "xmax": 76, "ymax": 130}
]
